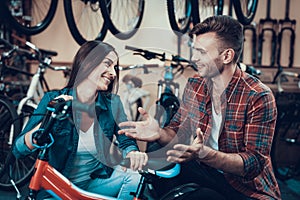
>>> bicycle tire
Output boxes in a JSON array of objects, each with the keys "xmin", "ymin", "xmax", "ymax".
[
  {"xmin": 271, "ymin": 129, "xmax": 300, "ymax": 181},
  {"xmin": 191, "ymin": 0, "xmax": 224, "ymax": 25},
  {"xmin": 167, "ymin": 0, "xmax": 193, "ymax": 35},
  {"xmin": 0, "ymin": 104, "xmax": 36, "ymax": 190},
  {"xmin": 0, "ymin": 95, "xmax": 21, "ymax": 188},
  {"xmin": 99, "ymin": 0, "xmax": 145, "ymax": 40},
  {"xmin": 0, "ymin": 0, "xmax": 58, "ymax": 35},
  {"xmin": 271, "ymin": 99, "xmax": 300, "ymax": 181},
  {"xmin": 64, "ymin": 0, "xmax": 108, "ymax": 46},
  {"xmin": 232, "ymin": 0, "xmax": 258, "ymax": 25}
]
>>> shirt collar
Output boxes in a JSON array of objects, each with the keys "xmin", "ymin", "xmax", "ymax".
[{"xmin": 225, "ymin": 66, "xmax": 241, "ymax": 102}]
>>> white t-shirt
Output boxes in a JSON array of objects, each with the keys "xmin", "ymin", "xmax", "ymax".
[{"xmin": 207, "ymin": 103, "xmax": 222, "ymax": 150}]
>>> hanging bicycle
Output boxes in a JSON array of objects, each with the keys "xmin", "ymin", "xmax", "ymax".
[{"xmin": 0, "ymin": 0, "xmax": 109, "ymax": 45}]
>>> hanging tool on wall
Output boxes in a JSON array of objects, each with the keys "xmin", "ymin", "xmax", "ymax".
[
  {"xmin": 276, "ymin": 0, "xmax": 296, "ymax": 68},
  {"xmin": 257, "ymin": 0, "xmax": 278, "ymax": 66}
]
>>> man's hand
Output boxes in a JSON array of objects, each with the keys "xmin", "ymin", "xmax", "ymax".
[
  {"xmin": 166, "ymin": 128, "xmax": 211, "ymax": 163},
  {"xmin": 125, "ymin": 151, "xmax": 148, "ymax": 171},
  {"xmin": 118, "ymin": 107, "xmax": 160, "ymax": 142}
]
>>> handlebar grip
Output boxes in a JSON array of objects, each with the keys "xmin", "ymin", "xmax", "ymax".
[
  {"xmin": 125, "ymin": 45, "xmax": 142, "ymax": 51},
  {"xmin": 48, "ymin": 98, "xmax": 94, "ymax": 116},
  {"xmin": 12, "ymin": 33, "xmax": 40, "ymax": 53}
]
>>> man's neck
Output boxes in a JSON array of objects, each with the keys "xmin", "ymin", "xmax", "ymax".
[
  {"xmin": 209, "ymin": 64, "xmax": 236, "ymax": 114},
  {"xmin": 211, "ymin": 63, "xmax": 236, "ymax": 97}
]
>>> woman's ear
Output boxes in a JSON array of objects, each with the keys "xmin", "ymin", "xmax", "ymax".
[{"xmin": 222, "ymin": 48, "xmax": 235, "ymax": 64}]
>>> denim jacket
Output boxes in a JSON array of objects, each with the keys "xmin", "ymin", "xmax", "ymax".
[{"xmin": 13, "ymin": 88, "xmax": 139, "ymax": 178}]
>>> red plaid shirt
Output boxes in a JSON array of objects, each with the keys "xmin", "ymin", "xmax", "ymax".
[{"xmin": 168, "ymin": 67, "xmax": 281, "ymax": 199}]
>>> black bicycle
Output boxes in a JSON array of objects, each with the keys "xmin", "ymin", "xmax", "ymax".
[{"xmin": 0, "ymin": 36, "xmax": 70, "ymax": 191}]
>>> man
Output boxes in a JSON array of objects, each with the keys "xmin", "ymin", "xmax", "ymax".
[{"xmin": 119, "ymin": 15, "xmax": 281, "ymax": 199}]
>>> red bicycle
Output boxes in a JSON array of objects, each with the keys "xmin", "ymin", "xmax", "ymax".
[{"xmin": 19, "ymin": 99, "xmax": 199, "ymax": 200}]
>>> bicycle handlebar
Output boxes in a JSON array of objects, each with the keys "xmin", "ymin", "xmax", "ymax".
[
  {"xmin": 125, "ymin": 45, "xmax": 166, "ymax": 61},
  {"xmin": 120, "ymin": 157, "xmax": 180, "ymax": 178},
  {"xmin": 11, "ymin": 33, "xmax": 58, "ymax": 57},
  {"xmin": 32, "ymin": 99, "xmax": 96, "ymax": 147},
  {"xmin": 125, "ymin": 45, "xmax": 198, "ymax": 71},
  {"xmin": 0, "ymin": 37, "xmax": 34, "ymax": 60}
]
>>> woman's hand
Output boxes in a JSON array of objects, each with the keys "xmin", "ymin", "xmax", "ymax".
[
  {"xmin": 118, "ymin": 107, "xmax": 160, "ymax": 142},
  {"xmin": 54, "ymin": 94, "xmax": 73, "ymax": 101},
  {"xmin": 126, "ymin": 151, "xmax": 148, "ymax": 171}
]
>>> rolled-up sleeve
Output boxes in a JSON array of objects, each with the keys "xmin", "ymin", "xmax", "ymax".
[{"xmin": 239, "ymin": 90, "xmax": 277, "ymax": 179}]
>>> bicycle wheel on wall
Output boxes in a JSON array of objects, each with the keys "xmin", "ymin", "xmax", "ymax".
[
  {"xmin": 232, "ymin": 0, "xmax": 258, "ymax": 25},
  {"xmin": 191, "ymin": 0, "xmax": 224, "ymax": 25},
  {"xmin": 0, "ymin": 104, "xmax": 36, "ymax": 190},
  {"xmin": 0, "ymin": 0, "xmax": 58, "ymax": 35},
  {"xmin": 99, "ymin": 0, "xmax": 145, "ymax": 40},
  {"xmin": 64, "ymin": 0, "xmax": 108, "ymax": 46},
  {"xmin": 167, "ymin": 0, "xmax": 193, "ymax": 35}
]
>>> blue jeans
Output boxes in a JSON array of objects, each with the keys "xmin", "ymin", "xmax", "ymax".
[{"xmin": 78, "ymin": 165, "xmax": 141, "ymax": 200}]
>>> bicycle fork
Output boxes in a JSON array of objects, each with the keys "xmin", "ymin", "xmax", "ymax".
[{"xmin": 155, "ymin": 80, "xmax": 180, "ymax": 127}]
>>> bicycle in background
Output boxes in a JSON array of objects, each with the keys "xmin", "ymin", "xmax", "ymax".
[
  {"xmin": 271, "ymin": 66, "xmax": 300, "ymax": 181},
  {"xmin": 0, "ymin": 0, "xmax": 145, "ymax": 44},
  {"xmin": 124, "ymin": 45, "xmax": 198, "ymax": 128},
  {"xmin": 0, "ymin": 36, "xmax": 70, "ymax": 191},
  {"xmin": 0, "ymin": 0, "xmax": 258, "ymax": 44},
  {"xmin": 119, "ymin": 64, "xmax": 160, "ymax": 122}
]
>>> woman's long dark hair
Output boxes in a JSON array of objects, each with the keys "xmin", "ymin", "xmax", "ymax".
[{"xmin": 65, "ymin": 40, "xmax": 119, "ymax": 93}]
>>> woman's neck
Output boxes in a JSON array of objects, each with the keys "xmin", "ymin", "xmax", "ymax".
[{"xmin": 76, "ymin": 84, "xmax": 97, "ymax": 103}]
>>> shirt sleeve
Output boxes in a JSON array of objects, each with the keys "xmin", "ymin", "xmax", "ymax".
[
  {"xmin": 111, "ymin": 94, "xmax": 139, "ymax": 157},
  {"xmin": 238, "ymin": 90, "xmax": 277, "ymax": 179},
  {"xmin": 12, "ymin": 91, "xmax": 58, "ymax": 158}
]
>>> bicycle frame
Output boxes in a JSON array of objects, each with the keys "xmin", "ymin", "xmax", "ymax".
[
  {"xmin": 16, "ymin": 67, "xmax": 44, "ymax": 115},
  {"xmin": 25, "ymin": 100, "xmax": 183, "ymax": 200},
  {"xmin": 28, "ymin": 158, "xmax": 117, "ymax": 200}
]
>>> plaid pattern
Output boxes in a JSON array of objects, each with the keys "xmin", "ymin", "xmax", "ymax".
[{"xmin": 168, "ymin": 67, "xmax": 281, "ymax": 199}]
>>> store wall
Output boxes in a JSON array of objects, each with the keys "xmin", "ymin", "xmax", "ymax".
[
  {"xmin": 31, "ymin": 0, "xmax": 300, "ymax": 66},
  {"xmin": 31, "ymin": 0, "xmax": 300, "ymax": 90}
]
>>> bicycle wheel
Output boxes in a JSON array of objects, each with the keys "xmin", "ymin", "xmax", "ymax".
[
  {"xmin": 167, "ymin": 0, "xmax": 193, "ymax": 35},
  {"xmin": 0, "ymin": 0, "xmax": 58, "ymax": 35},
  {"xmin": 232, "ymin": 0, "xmax": 258, "ymax": 25},
  {"xmin": 99, "ymin": 0, "xmax": 145, "ymax": 40},
  {"xmin": 64, "ymin": 0, "xmax": 108, "ymax": 46},
  {"xmin": 0, "ymin": 104, "xmax": 36, "ymax": 190},
  {"xmin": 271, "ymin": 99, "xmax": 300, "ymax": 181},
  {"xmin": 0, "ymin": 95, "xmax": 21, "ymax": 188},
  {"xmin": 191, "ymin": 0, "xmax": 224, "ymax": 25}
]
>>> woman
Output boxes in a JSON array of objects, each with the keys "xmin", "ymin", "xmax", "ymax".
[{"xmin": 13, "ymin": 40, "xmax": 148, "ymax": 199}]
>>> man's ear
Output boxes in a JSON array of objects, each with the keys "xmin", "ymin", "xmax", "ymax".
[{"xmin": 222, "ymin": 48, "xmax": 235, "ymax": 64}]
